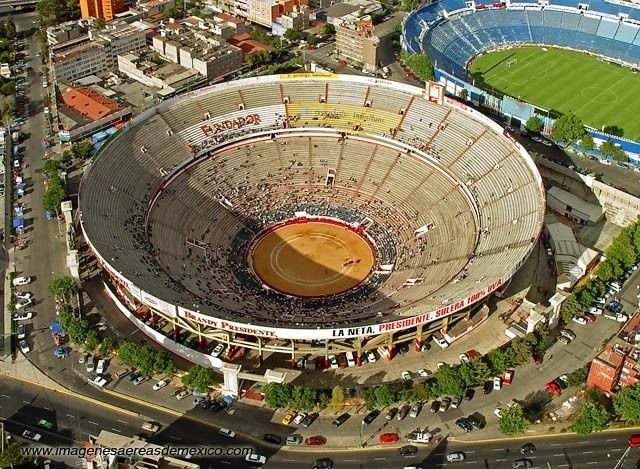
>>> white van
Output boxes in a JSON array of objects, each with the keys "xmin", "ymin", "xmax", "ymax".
[
  {"xmin": 346, "ymin": 351, "xmax": 356, "ymax": 367},
  {"xmin": 218, "ymin": 428, "xmax": 236, "ymax": 438}
]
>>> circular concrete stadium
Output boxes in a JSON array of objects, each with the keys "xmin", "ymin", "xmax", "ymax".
[{"xmin": 79, "ymin": 74, "xmax": 545, "ymax": 361}]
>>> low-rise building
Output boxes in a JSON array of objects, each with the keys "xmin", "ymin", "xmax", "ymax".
[
  {"xmin": 272, "ymin": 5, "xmax": 309, "ymax": 36},
  {"xmin": 248, "ymin": 0, "xmax": 308, "ymax": 28},
  {"xmin": 152, "ymin": 29, "xmax": 243, "ymax": 82},
  {"xmin": 52, "ymin": 42, "xmax": 109, "ymax": 83},
  {"xmin": 118, "ymin": 52, "xmax": 206, "ymax": 98},
  {"xmin": 47, "ymin": 20, "xmax": 90, "ymax": 47},
  {"xmin": 587, "ymin": 344, "xmax": 640, "ymax": 395},
  {"xmin": 92, "ymin": 22, "xmax": 147, "ymax": 67},
  {"xmin": 62, "ymin": 86, "xmax": 122, "ymax": 121},
  {"xmin": 547, "ymin": 186, "xmax": 606, "ymax": 225},
  {"xmin": 335, "ymin": 15, "xmax": 379, "ymax": 72}
]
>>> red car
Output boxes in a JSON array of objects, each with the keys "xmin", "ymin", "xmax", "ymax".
[
  {"xmin": 379, "ymin": 433, "xmax": 400, "ymax": 444},
  {"xmin": 304, "ymin": 436, "xmax": 326, "ymax": 446},
  {"xmin": 546, "ymin": 381, "xmax": 561, "ymax": 395},
  {"xmin": 583, "ymin": 313, "xmax": 597, "ymax": 323},
  {"xmin": 503, "ymin": 369, "xmax": 514, "ymax": 385}
]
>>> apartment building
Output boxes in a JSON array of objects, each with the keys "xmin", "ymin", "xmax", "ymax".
[
  {"xmin": 335, "ymin": 15, "xmax": 380, "ymax": 72},
  {"xmin": 272, "ymin": 5, "xmax": 309, "ymax": 36},
  {"xmin": 52, "ymin": 42, "xmax": 109, "ymax": 83},
  {"xmin": 80, "ymin": 0, "xmax": 126, "ymax": 21},
  {"xmin": 152, "ymin": 29, "xmax": 243, "ymax": 82}
]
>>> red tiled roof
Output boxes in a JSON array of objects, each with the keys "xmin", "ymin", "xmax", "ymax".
[
  {"xmin": 229, "ymin": 33, "xmax": 273, "ymax": 55},
  {"xmin": 62, "ymin": 87, "xmax": 122, "ymax": 121},
  {"xmin": 216, "ymin": 12, "xmax": 244, "ymax": 24}
]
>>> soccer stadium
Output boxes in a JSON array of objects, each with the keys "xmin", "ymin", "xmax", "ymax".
[
  {"xmin": 79, "ymin": 74, "xmax": 545, "ymax": 364},
  {"xmin": 403, "ymin": 0, "xmax": 640, "ymax": 140}
]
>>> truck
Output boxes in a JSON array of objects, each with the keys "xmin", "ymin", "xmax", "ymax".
[{"xmin": 407, "ymin": 431, "xmax": 433, "ymax": 444}]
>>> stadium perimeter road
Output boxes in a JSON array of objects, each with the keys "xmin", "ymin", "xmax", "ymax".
[{"xmin": 1, "ymin": 376, "xmax": 640, "ymax": 469}]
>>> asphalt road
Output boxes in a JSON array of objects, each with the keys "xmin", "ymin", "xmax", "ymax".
[{"xmin": 3, "ymin": 378, "xmax": 640, "ymax": 469}]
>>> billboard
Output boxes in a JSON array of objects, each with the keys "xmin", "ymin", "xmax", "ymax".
[{"xmin": 140, "ymin": 290, "xmax": 177, "ymax": 317}]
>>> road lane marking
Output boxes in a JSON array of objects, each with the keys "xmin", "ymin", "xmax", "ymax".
[
  {"xmin": 492, "ymin": 448, "xmax": 505, "ymax": 452},
  {"xmin": 219, "ymin": 462, "xmax": 230, "ymax": 465},
  {"xmin": 551, "ymin": 443, "xmax": 562, "ymax": 447},
  {"xmin": 466, "ymin": 451, "xmax": 476, "ymax": 454},
  {"xmin": 606, "ymin": 438, "xmax": 617, "ymax": 441},
  {"xmin": 87, "ymin": 421, "xmax": 100, "ymax": 425},
  {"xmin": 44, "ymin": 407, "xmax": 51, "ymax": 411},
  {"xmin": 554, "ymin": 453, "xmax": 564, "ymax": 456},
  {"xmin": 582, "ymin": 451, "xmax": 593, "ymax": 454},
  {"xmin": 66, "ymin": 413, "xmax": 74, "ymax": 418},
  {"xmin": 587, "ymin": 462, "xmax": 598, "ymax": 465},
  {"xmin": 22, "ymin": 400, "xmax": 31, "ymax": 404},
  {"xmin": 282, "ymin": 459, "xmax": 296, "ymax": 462},
  {"xmin": 496, "ymin": 458, "xmax": 507, "ymax": 461},
  {"xmin": 373, "ymin": 457, "xmax": 386, "ymax": 460},
  {"xmin": 0, "ymin": 394, "xmax": 11, "ymax": 398},
  {"xmin": 111, "ymin": 428, "xmax": 122, "ymax": 433},
  {"xmin": 169, "ymin": 436, "xmax": 181, "ymax": 441},
  {"xmin": 116, "ymin": 419, "xmax": 128, "ymax": 424},
  {"xmin": 344, "ymin": 460, "xmax": 357, "ymax": 462}
]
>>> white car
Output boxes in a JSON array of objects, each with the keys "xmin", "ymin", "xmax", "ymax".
[
  {"xmin": 12, "ymin": 276, "xmax": 31, "ymax": 286},
  {"xmin": 459, "ymin": 353, "xmax": 470, "ymax": 364},
  {"xmin": 142, "ymin": 422, "xmax": 160, "ymax": 433},
  {"xmin": 615, "ymin": 313, "xmax": 629, "ymax": 322},
  {"xmin": 133, "ymin": 375, "xmax": 146, "ymax": 385},
  {"xmin": 17, "ymin": 324, "xmax": 26, "ymax": 340},
  {"xmin": 494, "ymin": 407, "xmax": 502, "ymax": 418},
  {"xmin": 19, "ymin": 340, "xmax": 30, "ymax": 353},
  {"xmin": 91, "ymin": 376, "xmax": 107, "ymax": 388},
  {"xmin": 153, "ymin": 380, "xmax": 168, "ymax": 391},
  {"xmin": 417, "ymin": 369, "xmax": 430, "ymax": 378},
  {"xmin": 15, "ymin": 291, "xmax": 32, "ymax": 300},
  {"xmin": 433, "ymin": 336, "xmax": 449, "ymax": 349},
  {"xmin": 446, "ymin": 452, "xmax": 465, "ymax": 462},
  {"xmin": 211, "ymin": 343, "xmax": 225, "ymax": 358},
  {"xmin": 96, "ymin": 359, "xmax": 106, "ymax": 375},
  {"xmin": 13, "ymin": 312, "xmax": 33, "ymax": 321},
  {"xmin": 436, "ymin": 362, "xmax": 445, "ymax": 369},
  {"xmin": 22, "ymin": 430, "xmax": 41, "ymax": 441},
  {"xmin": 328, "ymin": 355, "xmax": 339, "ymax": 369},
  {"xmin": 401, "ymin": 371, "xmax": 412, "ymax": 381},
  {"xmin": 493, "ymin": 376, "xmax": 502, "ymax": 390},
  {"xmin": 175, "ymin": 390, "xmax": 189, "ymax": 400},
  {"xmin": 572, "ymin": 316, "xmax": 588, "ymax": 325},
  {"xmin": 293, "ymin": 412, "xmax": 306, "ymax": 425},
  {"xmin": 245, "ymin": 453, "xmax": 267, "ymax": 465},
  {"xmin": 218, "ymin": 427, "xmax": 236, "ymax": 438},
  {"xmin": 366, "ymin": 351, "xmax": 376, "ymax": 363},
  {"xmin": 15, "ymin": 299, "xmax": 33, "ymax": 310}
]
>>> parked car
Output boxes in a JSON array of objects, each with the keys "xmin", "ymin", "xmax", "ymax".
[
  {"xmin": 53, "ymin": 347, "xmax": 69, "ymax": 358},
  {"xmin": 366, "ymin": 350, "xmax": 376, "ymax": 362},
  {"xmin": 301, "ymin": 412, "xmax": 319, "ymax": 427},
  {"xmin": 467, "ymin": 414, "xmax": 485, "ymax": 430},
  {"xmin": 328, "ymin": 355, "xmax": 339, "ymax": 369},
  {"xmin": 417, "ymin": 369, "xmax": 430, "ymax": 378},
  {"xmin": 455, "ymin": 417, "xmax": 473, "ymax": 432},
  {"xmin": 483, "ymin": 381, "xmax": 493, "ymax": 394},
  {"xmin": 13, "ymin": 312, "xmax": 33, "ymax": 321},
  {"xmin": 153, "ymin": 380, "xmax": 168, "ymax": 391},
  {"xmin": 15, "ymin": 291, "xmax": 32, "ymax": 301},
  {"xmin": 128, "ymin": 371, "xmax": 141, "ymax": 382},
  {"xmin": 282, "ymin": 411, "xmax": 297, "ymax": 425},
  {"xmin": 285, "ymin": 434, "xmax": 303, "ymax": 445},
  {"xmin": 86, "ymin": 356, "xmax": 95, "ymax": 373},
  {"xmin": 19, "ymin": 340, "xmax": 30, "ymax": 353},
  {"xmin": 397, "ymin": 405, "xmax": 410, "ymax": 420},
  {"xmin": 400, "ymin": 445, "xmax": 419, "ymax": 457},
  {"xmin": 583, "ymin": 312, "xmax": 597, "ymax": 323},
  {"xmin": 362, "ymin": 409, "xmax": 380, "ymax": 425},
  {"xmin": 304, "ymin": 436, "xmax": 327, "ymax": 446},
  {"xmin": 16, "ymin": 324, "xmax": 26, "ymax": 340},
  {"xmin": 15, "ymin": 299, "xmax": 33, "ymax": 310},
  {"xmin": 133, "ymin": 375, "xmax": 146, "ymax": 385},
  {"xmin": 218, "ymin": 428, "xmax": 235, "ymax": 438},
  {"xmin": 332, "ymin": 413, "xmax": 350, "ymax": 427},
  {"xmin": 459, "ymin": 353, "xmax": 470, "ymax": 364},
  {"xmin": 401, "ymin": 371, "xmax": 412, "ymax": 381},
  {"xmin": 451, "ymin": 396, "xmax": 463, "ymax": 409},
  {"xmin": 572, "ymin": 316, "xmax": 588, "ymax": 325},
  {"xmin": 464, "ymin": 388, "xmax": 475, "ymax": 401},
  {"xmin": 244, "ymin": 453, "xmax": 267, "ymax": 466},
  {"xmin": 430, "ymin": 400, "xmax": 440, "ymax": 413},
  {"xmin": 503, "ymin": 369, "xmax": 514, "ymax": 385},
  {"xmin": 37, "ymin": 419, "xmax": 54, "ymax": 430},
  {"xmin": 433, "ymin": 336, "xmax": 449, "ymax": 349},
  {"xmin": 91, "ymin": 376, "xmax": 107, "ymax": 388},
  {"xmin": 96, "ymin": 359, "xmax": 106, "ymax": 375},
  {"xmin": 385, "ymin": 407, "xmax": 398, "ymax": 420},
  {"xmin": 409, "ymin": 402, "xmax": 422, "ymax": 418},
  {"xmin": 493, "ymin": 376, "xmax": 502, "ymax": 390},
  {"xmin": 141, "ymin": 422, "xmax": 160, "ymax": 433},
  {"xmin": 558, "ymin": 335, "xmax": 572, "ymax": 345},
  {"xmin": 293, "ymin": 412, "xmax": 306, "ymax": 425},
  {"xmin": 439, "ymin": 397, "xmax": 451, "ymax": 412},
  {"xmin": 379, "ymin": 433, "xmax": 400, "ymax": 444},
  {"xmin": 13, "ymin": 276, "xmax": 31, "ymax": 286},
  {"xmin": 174, "ymin": 390, "xmax": 189, "ymax": 400},
  {"xmin": 210, "ymin": 343, "xmax": 225, "ymax": 357},
  {"xmin": 263, "ymin": 434, "xmax": 282, "ymax": 445},
  {"xmin": 560, "ymin": 329, "xmax": 576, "ymax": 341}
]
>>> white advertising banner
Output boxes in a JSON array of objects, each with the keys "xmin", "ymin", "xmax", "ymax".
[
  {"xmin": 175, "ymin": 278, "xmax": 504, "ymax": 340},
  {"xmin": 140, "ymin": 290, "xmax": 177, "ymax": 317}
]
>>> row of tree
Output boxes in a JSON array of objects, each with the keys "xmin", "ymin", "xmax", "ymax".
[
  {"xmin": 263, "ymin": 382, "xmax": 320, "ymax": 412},
  {"xmin": 118, "ymin": 341, "xmax": 175, "ymax": 378},
  {"xmin": 561, "ymin": 219, "xmax": 640, "ymax": 322}
]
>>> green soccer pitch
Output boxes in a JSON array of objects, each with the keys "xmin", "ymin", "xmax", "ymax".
[{"xmin": 468, "ymin": 46, "xmax": 640, "ymax": 141}]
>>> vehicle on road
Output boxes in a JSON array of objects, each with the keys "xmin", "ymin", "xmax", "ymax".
[
  {"xmin": 245, "ymin": 453, "xmax": 267, "ymax": 466},
  {"xmin": 397, "ymin": 405, "xmax": 410, "ymax": 420},
  {"xmin": 141, "ymin": 422, "xmax": 160, "ymax": 433},
  {"xmin": 15, "ymin": 299, "xmax": 33, "ymax": 310},
  {"xmin": 19, "ymin": 340, "xmax": 30, "ymax": 353},
  {"xmin": 379, "ymin": 433, "xmax": 399, "ymax": 444},
  {"xmin": 560, "ymin": 329, "xmax": 576, "ymax": 341},
  {"xmin": 385, "ymin": 408, "xmax": 398, "ymax": 420},
  {"xmin": 512, "ymin": 459, "xmax": 533, "ymax": 468},
  {"xmin": 153, "ymin": 380, "xmax": 168, "ymax": 391},
  {"xmin": 15, "ymin": 291, "xmax": 32, "ymax": 301},
  {"xmin": 263, "ymin": 434, "xmax": 282, "ymax": 444},
  {"xmin": 332, "ymin": 413, "xmax": 349, "ymax": 427},
  {"xmin": 572, "ymin": 316, "xmax": 588, "ymax": 325},
  {"xmin": 493, "ymin": 376, "xmax": 502, "ymax": 390},
  {"xmin": 22, "ymin": 430, "xmax": 41, "ymax": 441},
  {"xmin": 520, "ymin": 443, "xmax": 536, "ymax": 455},
  {"xmin": 218, "ymin": 428, "xmax": 235, "ymax": 438},
  {"xmin": 301, "ymin": 412, "xmax": 319, "ymax": 427},
  {"xmin": 37, "ymin": 419, "xmax": 53, "ymax": 430},
  {"xmin": 400, "ymin": 445, "xmax": 418, "ymax": 457},
  {"xmin": 446, "ymin": 452, "xmax": 465, "ymax": 462},
  {"xmin": 312, "ymin": 458, "xmax": 334, "ymax": 469},
  {"xmin": 305, "ymin": 436, "xmax": 326, "ymax": 446},
  {"xmin": 503, "ymin": 370, "xmax": 514, "ymax": 385},
  {"xmin": 293, "ymin": 412, "xmax": 306, "ymax": 425},
  {"xmin": 629, "ymin": 434, "xmax": 640, "ymax": 447},
  {"xmin": 363, "ymin": 409, "xmax": 380, "ymax": 425},
  {"xmin": 13, "ymin": 276, "xmax": 31, "ymax": 286},
  {"xmin": 86, "ymin": 355, "xmax": 95, "ymax": 373},
  {"xmin": 17, "ymin": 324, "xmax": 26, "ymax": 340},
  {"xmin": 13, "ymin": 312, "xmax": 33, "ymax": 321}
]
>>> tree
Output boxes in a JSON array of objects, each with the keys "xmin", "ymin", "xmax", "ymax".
[
  {"xmin": 567, "ymin": 366, "xmax": 589, "ymax": 387},
  {"xmin": 324, "ymin": 23, "xmax": 335, "ymax": 36},
  {"xmin": 153, "ymin": 350, "xmax": 175, "ymax": 376},
  {"xmin": 118, "ymin": 341, "xmax": 141, "ymax": 368},
  {"xmin": 306, "ymin": 34, "xmax": 320, "ymax": 46},
  {"xmin": 99, "ymin": 336, "xmax": 117, "ymax": 356},
  {"xmin": 431, "ymin": 364, "xmax": 465, "ymax": 397},
  {"xmin": 91, "ymin": 18, "xmax": 106, "ymax": 30},
  {"xmin": 48, "ymin": 275, "xmax": 79, "ymax": 302},
  {"xmin": 603, "ymin": 125, "xmax": 624, "ymax": 137},
  {"xmin": 0, "ymin": 94, "xmax": 15, "ymax": 125},
  {"xmin": 560, "ymin": 295, "xmax": 585, "ymax": 322},
  {"xmin": 614, "ymin": 383, "xmax": 640, "ymax": 424},
  {"xmin": 401, "ymin": 0, "xmax": 419, "ymax": 11},
  {"xmin": 43, "ymin": 159, "xmax": 61, "ymax": 176},
  {"xmin": 182, "ymin": 365, "xmax": 215, "ymax": 393},
  {"xmin": 163, "ymin": 6, "xmax": 179, "ymax": 18},
  {"xmin": 330, "ymin": 386, "xmax": 345, "ymax": 410},
  {"xmin": 247, "ymin": 50, "xmax": 271, "ymax": 66},
  {"xmin": 525, "ymin": 116, "xmax": 544, "ymax": 133},
  {"xmin": 264, "ymin": 383, "xmax": 293, "ymax": 409},
  {"xmin": 551, "ymin": 112, "xmax": 585, "ymax": 144},
  {"xmin": 498, "ymin": 404, "xmax": 529, "ymax": 435},
  {"xmin": 71, "ymin": 141, "xmax": 93, "ymax": 159},
  {"xmin": 486, "ymin": 348, "xmax": 509, "ymax": 375},
  {"xmin": 42, "ymin": 180, "xmax": 67, "ymax": 213},
  {"xmin": 580, "ymin": 134, "xmax": 595, "ymax": 151},
  {"xmin": 3, "ymin": 17, "xmax": 16, "ymax": 38},
  {"xmin": 0, "ymin": 443, "xmax": 28, "ymax": 467},
  {"xmin": 507, "ymin": 338, "xmax": 532, "ymax": 367},
  {"xmin": 459, "ymin": 360, "xmax": 491, "ymax": 388},
  {"xmin": 411, "ymin": 382, "xmax": 431, "ymax": 402},
  {"xmin": 374, "ymin": 384, "xmax": 398, "ymax": 407},
  {"xmin": 458, "ymin": 89, "xmax": 468, "ymax": 101},
  {"xmin": 85, "ymin": 329, "xmax": 99, "ymax": 351},
  {"xmin": 60, "ymin": 150, "xmax": 72, "ymax": 164},
  {"xmin": 404, "ymin": 54, "xmax": 435, "ymax": 82},
  {"xmin": 574, "ymin": 403, "xmax": 611, "ymax": 434},
  {"xmin": 284, "ymin": 28, "xmax": 301, "ymax": 42},
  {"xmin": 599, "ymin": 140, "xmax": 618, "ymax": 158}
]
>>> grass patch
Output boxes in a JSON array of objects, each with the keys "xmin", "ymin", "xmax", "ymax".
[{"xmin": 468, "ymin": 46, "xmax": 640, "ymax": 140}]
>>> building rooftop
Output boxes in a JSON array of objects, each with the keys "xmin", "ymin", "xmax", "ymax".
[
  {"xmin": 156, "ymin": 30, "xmax": 240, "ymax": 61},
  {"xmin": 62, "ymin": 87, "xmax": 122, "ymax": 121},
  {"xmin": 52, "ymin": 42, "xmax": 105, "ymax": 64},
  {"xmin": 547, "ymin": 186, "xmax": 606, "ymax": 223}
]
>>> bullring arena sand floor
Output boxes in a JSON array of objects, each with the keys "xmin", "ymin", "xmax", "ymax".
[{"xmin": 250, "ymin": 221, "xmax": 375, "ymax": 298}]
